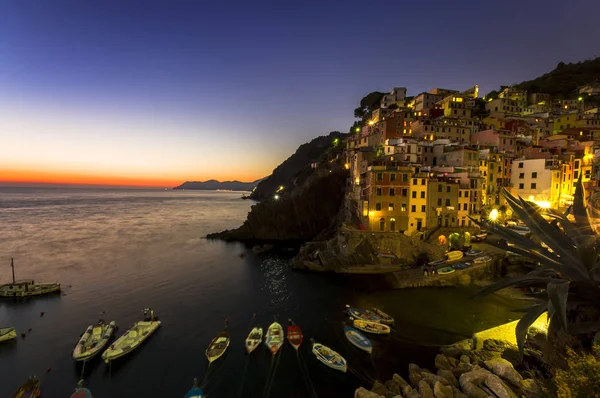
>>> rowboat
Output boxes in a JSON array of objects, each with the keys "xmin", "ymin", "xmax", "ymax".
[
  {"xmin": 1, "ymin": 258, "xmax": 60, "ymax": 298},
  {"xmin": 346, "ymin": 305, "xmax": 381, "ymax": 322},
  {"xmin": 206, "ymin": 323, "xmax": 230, "ymax": 363},
  {"xmin": 352, "ymin": 319, "xmax": 391, "ymax": 335},
  {"xmin": 265, "ymin": 321, "xmax": 283, "ymax": 355},
  {"xmin": 371, "ymin": 308, "xmax": 394, "ymax": 326},
  {"xmin": 73, "ymin": 320, "xmax": 117, "ymax": 361},
  {"xmin": 344, "ymin": 326, "xmax": 372, "ymax": 353},
  {"xmin": 473, "ymin": 255, "xmax": 492, "ymax": 265},
  {"xmin": 11, "ymin": 376, "xmax": 40, "ymax": 398},
  {"xmin": 184, "ymin": 378, "xmax": 204, "ymax": 398},
  {"xmin": 311, "ymin": 339, "xmax": 347, "ymax": 373},
  {"xmin": 428, "ymin": 259, "xmax": 446, "ymax": 266},
  {"xmin": 466, "ymin": 249, "xmax": 482, "ymax": 256},
  {"xmin": 0, "ymin": 326, "xmax": 17, "ymax": 343},
  {"xmin": 70, "ymin": 387, "xmax": 93, "ymax": 398},
  {"xmin": 437, "ymin": 266, "xmax": 455, "ymax": 275},
  {"xmin": 446, "ymin": 250, "xmax": 464, "ymax": 261},
  {"xmin": 101, "ymin": 308, "xmax": 160, "ymax": 364},
  {"xmin": 245, "ymin": 327, "xmax": 263, "ymax": 354},
  {"xmin": 287, "ymin": 319, "xmax": 303, "ymax": 350},
  {"xmin": 452, "ymin": 263, "xmax": 471, "ymax": 270}
]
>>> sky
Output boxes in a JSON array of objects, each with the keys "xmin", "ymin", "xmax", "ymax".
[{"xmin": 1, "ymin": 0, "xmax": 599, "ymax": 187}]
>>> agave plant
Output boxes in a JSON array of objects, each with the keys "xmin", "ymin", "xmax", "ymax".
[{"xmin": 473, "ymin": 177, "xmax": 600, "ymax": 353}]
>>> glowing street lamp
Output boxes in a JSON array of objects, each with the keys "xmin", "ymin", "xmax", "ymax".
[
  {"xmin": 368, "ymin": 120, "xmax": 375, "ymax": 126},
  {"xmin": 355, "ymin": 127, "xmax": 360, "ymax": 132},
  {"xmin": 578, "ymin": 97, "xmax": 583, "ymax": 101},
  {"xmin": 274, "ymin": 194, "xmax": 280, "ymax": 200},
  {"xmin": 488, "ymin": 208, "xmax": 499, "ymax": 222}
]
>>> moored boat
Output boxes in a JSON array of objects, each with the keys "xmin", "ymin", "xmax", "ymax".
[
  {"xmin": 437, "ymin": 266, "xmax": 455, "ymax": 275},
  {"xmin": 343, "ymin": 326, "xmax": 372, "ymax": 354},
  {"xmin": 345, "ymin": 305, "xmax": 381, "ymax": 322},
  {"xmin": 73, "ymin": 320, "xmax": 117, "ymax": 361},
  {"xmin": 446, "ymin": 250, "xmax": 464, "ymax": 261},
  {"xmin": 11, "ymin": 376, "xmax": 40, "ymax": 398},
  {"xmin": 352, "ymin": 319, "xmax": 391, "ymax": 335},
  {"xmin": 70, "ymin": 380, "xmax": 93, "ymax": 398},
  {"xmin": 465, "ymin": 249, "xmax": 482, "ymax": 256},
  {"xmin": 265, "ymin": 321, "xmax": 283, "ymax": 355},
  {"xmin": 473, "ymin": 255, "xmax": 492, "ymax": 265},
  {"xmin": 311, "ymin": 339, "xmax": 347, "ymax": 372},
  {"xmin": 101, "ymin": 308, "xmax": 160, "ymax": 364},
  {"xmin": 0, "ymin": 326, "xmax": 17, "ymax": 343},
  {"xmin": 206, "ymin": 322, "xmax": 230, "ymax": 363},
  {"xmin": 1, "ymin": 258, "xmax": 60, "ymax": 298},
  {"xmin": 428, "ymin": 258, "xmax": 446, "ymax": 266},
  {"xmin": 245, "ymin": 326, "xmax": 263, "ymax": 354},
  {"xmin": 287, "ymin": 319, "xmax": 303, "ymax": 350},
  {"xmin": 452, "ymin": 263, "xmax": 471, "ymax": 270},
  {"xmin": 371, "ymin": 308, "xmax": 394, "ymax": 325},
  {"xmin": 184, "ymin": 378, "xmax": 204, "ymax": 398}
]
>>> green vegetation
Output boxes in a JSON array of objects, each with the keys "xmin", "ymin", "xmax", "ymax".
[
  {"xmin": 554, "ymin": 346, "xmax": 600, "ymax": 397},
  {"xmin": 353, "ymin": 91, "xmax": 386, "ymax": 121}
]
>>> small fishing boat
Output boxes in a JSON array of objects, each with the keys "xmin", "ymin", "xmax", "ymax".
[
  {"xmin": 206, "ymin": 322, "xmax": 230, "ymax": 363},
  {"xmin": 287, "ymin": 319, "xmax": 303, "ymax": 350},
  {"xmin": 265, "ymin": 321, "xmax": 283, "ymax": 355},
  {"xmin": 466, "ymin": 249, "xmax": 482, "ymax": 256},
  {"xmin": 73, "ymin": 320, "xmax": 117, "ymax": 361},
  {"xmin": 0, "ymin": 326, "xmax": 17, "ymax": 343},
  {"xmin": 437, "ymin": 266, "xmax": 455, "ymax": 275},
  {"xmin": 428, "ymin": 259, "xmax": 446, "ymax": 266},
  {"xmin": 345, "ymin": 305, "xmax": 381, "ymax": 322},
  {"xmin": 70, "ymin": 380, "xmax": 93, "ymax": 398},
  {"xmin": 371, "ymin": 308, "xmax": 394, "ymax": 326},
  {"xmin": 11, "ymin": 376, "xmax": 40, "ymax": 398},
  {"xmin": 344, "ymin": 326, "xmax": 372, "ymax": 354},
  {"xmin": 446, "ymin": 250, "xmax": 464, "ymax": 261},
  {"xmin": 184, "ymin": 378, "xmax": 204, "ymax": 398},
  {"xmin": 352, "ymin": 319, "xmax": 391, "ymax": 335},
  {"xmin": 1, "ymin": 258, "xmax": 60, "ymax": 298},
  {"xmin": 245, "ymin": 326, "xmax": 263, "ymax": 354},
  {"xmin": 101, "ymin": 308, "xmax": 160, "ymax": 364},
  {"xmin": 473, "ymin": 255, "xmax": 492, "ymax": 265},
  {"xmin": 311, "ymin": 339, "xmax": 347, "ymax": 373},
  {"xmin": 452, "ymin": 263, "xmax": 471, "ymax": 270}
]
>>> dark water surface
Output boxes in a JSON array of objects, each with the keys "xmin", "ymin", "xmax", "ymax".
[{"xmin": 0, "ymin": 187, "xmax": 524, "ymax": 397}]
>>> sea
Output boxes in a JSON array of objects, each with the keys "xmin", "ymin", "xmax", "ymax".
[{"xmin": 0, "ymin": 187, "xmax": 524, "ymax": 397}]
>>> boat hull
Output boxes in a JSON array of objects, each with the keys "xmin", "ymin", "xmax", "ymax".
[
  {"xmin": 245, "ymin": 327, "xmax": 263, "ymax": 354},
  {"xmin": 287, "ymin": 325, "xmax": 303, "ymax": 350},
  {"xmin": 73, "ymin": 321, "xmax": 117, "ymax": 361},
  {"xmin": 206, "ymin": 329, "xmax": 230, "ymax": 363},
  {"xmin": 265, "ymin": 322, "xmax": 283, "ymax": 355},
  {"xmin": 371, "ymin": 308, "xmax": 394, "ymax": 326},
  {"xmin": 11, "ymin": 378, "xmax": 40, "ymax": 398},
  {"xmin": 312, "ymin": 343, "xmax": 347, "ymax": 373},
  {"xmin": 0, "ymin": 327, "xmax": 17, "ymax": 343},
  {"xmin": 353, "ymin": 319, "xmax": 391, "ymax": 335},
  {"xmin": 347, "ymin": 307, "xmax": 381, "ymax": 322},
  {"xmin": 0, "ymin": 283, "xmax": 60, "ymax": 298},
  {"xmin": 344, "ymin": 326, "xmax": 372, "ymax": 354},
  {"xmin": 71, "ymin": 388, "xmax": 93, "ymax": 398},
  {"xmin": 101, "ymin": 320, "xmax": 160, "ymax": 364},
  {"xmin": 184, "ymin": 387, "xmax": 205, "ymax": 398}
]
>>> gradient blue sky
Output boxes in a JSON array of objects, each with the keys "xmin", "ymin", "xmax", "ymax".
[{"xmin": 1, "ymin": 0, "xmax": 599, "ymax": 186}]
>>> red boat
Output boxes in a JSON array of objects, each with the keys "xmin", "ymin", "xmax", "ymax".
[{"xmin": 287, "ymin": 319, "xmax": 303, "ymax": 350}]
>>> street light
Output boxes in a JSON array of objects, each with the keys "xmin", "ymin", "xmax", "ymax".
[
  {"xmin": 488, "ymin": 208, "xmax": 499, "ymax": 222},
  {"xmin": 368, "ymin": 120, "xmax": 375, "ymax": 126},
  {"xmin": 355, "ymin": 127, "xmax": 360, "ymax": 132},
  {"xmin": 274, "ymin": 194, "xmax": 279, "ymax": 200}
]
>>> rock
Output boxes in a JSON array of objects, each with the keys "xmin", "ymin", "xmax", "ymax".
[
  {"xmin": 459, "ymin": 366, "xmax": 518, "ymax": 398},
  {"xmin": 441, "ymin": 340, "xmax": 471, "ymax": 358},
  {"xmin": 385, "ymin": 380, "xmax": 401, "ymax": 395},
  {"xmin": 519, "ymin": 379, "xmax": 541, "ymax": 398},
  {"xmin": 459, "ymin": 355, "xmax": 470, "ymax": 364},
  {"xmin": 437, "ymin": 370, "xmax": 459, "ymax": 387},
  {"xmin": 251, "ymin": 245, "xmax": 264, "ymax": 254},
  {"xmin": 385, "ymin": 393, "xmax": 399, "ymax": 398},
  {"xmin": 459, "ymin": 382, "xmax": 489, "ymax": 398},
  {"xmin": 451, "ymin": 386, "xmax": 468, "ymax": 398},
  {"xmin": 484, "ymin": 358, "xmax": 523, "ymax": 387},
  {"xmin": 409, "ymin": 363, "xmax": 422, "ymax": 372},
  {"xmin": 419, "ymin": 380, "xmax": 435, "ymax": 398},
  {"xmin": 500, "ymin": 347, "xmax": 521, "ymax": 367},
  {"xmin": 451, "ymin": 362, "xmax": 472, "ymax": 377},
  {"xmin": 433, "ymin": 381, "xmax": 454, "ymax": 398},
  {"xmin": 402, "ymin": 385, "xmax": 414, "ymax": 397},
  {"xmin": 421, "ymin": 372, "xmax": 450, "ymax": 388},
  {"xmin": 355, "ymin": 387, "xmax": 384, "ymax": 398},
  {"xmin": 409, "ymin": 366, "xmax": 423, "ymax": 388},
  {"xmin": 406, "ymin": 390, "xmax": 423, "ymax": 398},
  {"xmin": 371, "ymin": 381, "xmax": 389, "ymax": 396},
  {"xmin": 435, "ymin": 354, "xmax": 453, "ymax": 371},
  {"xmin": 392, "ymin": 373, "xmax": 411, "ymax": 390},
  {"xmin": 482, "ymin": 339, "xmax": 514, "ymax": 353}
]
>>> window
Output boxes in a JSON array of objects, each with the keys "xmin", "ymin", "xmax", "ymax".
[
  {"xmin": 402, "ymin": 188, "xmax": 408, "ymax": 197},
  {"xmin": 421, "ymin": 179, "xmax": 425, "ymax": 185},
  {"xmin": 411, "ymin": 205, "xmax": 416, "ymax": 212},
  {"xmin": 459, "ymin": 191, "xmax": 462, "ymax": 197},
  {"xmin": 403, "ymin": 174, "xmax": 408, "ymax": 182},
  {"xmin": 445, "ymin": 199, "xmax": 451, "ymax": 206},
  {"xmin": 586, "ymin": 170, "xmax": 591, "ymax": 178},
  {"xmin": 377, "ymin": 172, "xmax": 383, "ymax": 181},
  {"xmin": 437, "ymin": 198, "xmax": 442, "ymax": 206},
  {"xmin": 446, "ymin": 186, "xmax": 451, "ymax": 193},
  {"xmin": 464, "ymin": 203, "xmax": 468, "ymax": 210},
  {"xmin": 390, "ymin": 174, "xmax": 396, "ymax": 182},
  {"xmin": 574, "ymin": 171, "xmax": 579, "ymax": 179},
  {"xmin": 519, "ymin": 173, "xmax": 524, "ymax": 179},
  {"xmin": 401, "ymin": 204, "xmax": 407, "ymax": 211},
  {"xmin": 388, "ymin": 203, "xmax": 394, "ymax": 211},
  {"xmin": 575, "ymin": 160, "xmax": 580, "ymax": 169},
  {"xmin": 532, "ymin": 172, "xmax": 537, "ymax": 178},
  {"xmin": 518, "ymin": 162, "xmax": 523, "ymax": 168},
  {"xmin": 465, "ymin": 191, "xmax": 469, "ymax": 198},
  {"xmin": 413, "ymin": 178, "xmax": 417, "ymax": 185},
  {"xmin": 379, "ymin": 218, "xmax": 385, "ymax": 232},
  {"xmin": 390, "ymin": 188, "xmax": 395, "ymax": 196},
  {"xmin": 420, "ymin": 191, "xmax": 425, "ymax": 198},
  {"xmin": 376, "ymin": 188, "xmax": 382, "ymax": 196},
  {"xmin": 519, "ymin": 183, "xmax": 524, "ymax": 189},
  {"xmin": 375, "ymin": 203, "xmax": 382, "ymax": 211},
  {"xmin": 412, "ymin": 191, "xmax": 417, "ymax": 198},
  {"xmin": 438, "ymin": 184, "xmax": 442, "ymax": 192},
  {"xmin": 531, "ymin": 183, "xmax": 537, "ymax": 189},
  {"xmin": 421, "ymin": 205, "xmax": 426, "ymax": 212}
]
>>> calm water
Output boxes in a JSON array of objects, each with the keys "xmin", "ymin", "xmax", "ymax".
[{"xmin": 0, "ymin": 187, "xmax": 524, "ymax": 397}]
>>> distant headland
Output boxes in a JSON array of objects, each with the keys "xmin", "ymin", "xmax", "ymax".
[{"xmin": 173, "ymin": 179, "xmax": 264, "ymax": 191}]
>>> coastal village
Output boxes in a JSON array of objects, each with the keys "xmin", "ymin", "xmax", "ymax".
[{"xmin": 344, "ymin": 83, "xmax": 600, "ymax": 244}]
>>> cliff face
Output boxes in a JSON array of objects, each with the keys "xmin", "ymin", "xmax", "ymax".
[
  {"xmin": 249, "ymin": 131, "xmax": 347, "ymax": 201},
  {"xmin": 206, "ymin": 167, "xmax": 348, "ymax": 242}
]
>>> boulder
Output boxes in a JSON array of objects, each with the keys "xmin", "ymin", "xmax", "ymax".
[
  {"xmin": 435, "ymin": 354, "xmax": 454, "ymax": 371},
  {"xmin": 406, "ymin": 389, "xmax": 423, "ymax": 398},
  {"xmin": 385, "ymin": 393, "xmax": 400, "ymax": 398},
  {"xmin": 433, "ymin": 381, "xmax": 454, "ymax": 398},
  {"xmin": 460, "ymin": 366, "xmax": 518, "ymax": 398},
  {"xmin": 451, "ymin": 386, "xmax": 468, "ymax": 398},
  {"xmin": 482, "ymin": 339, "xmax": 514, "ymax": 353},
  {"xmin": 419, "ymin": 380, "xmax": 435, "ymax": 398},
  {"xmin": 355, "ymin": 387, "xmax": 384, "ymax": 398},
  {"xmin": 459, "ymin": 355, "xmax": 470, "ymax": 364},
  {"xmin": 484, "ymin": 358, "xmax": 523, "ymax": 387},
  {"xmin": 520, "ymin": 378, "xmax": 541, "ymax": 398},
  {"xmin": 392, "ymin": 373, "xmax": 411, "ymax": 390},
  {"xmin": 437, "ymin": 370, "xmax": 459, "ymax": 387},
  {"xmin": 451, "ymin": 362, "xmax": 472, "ymax": 377},
  {"xmin": 441, "ymin": 340, "xmax": 472, "ymax": 358},
  {"xmin": 385, "ymin": 380, "xmax": 401, "ymax": 395},
  {"xmin": 409, "ymin": 368, "xmax": 423, "ymax": 388},
  {"xmin": 421, "ymin": 372, "xmax": 450, "ymax": 388},
  {"xmin": 371, "ymin": 381, "xmax": 389, "ymax": 396},
  {"xmin": 402, "ymin": 385, "xmax": 414, "ymax": 397}
]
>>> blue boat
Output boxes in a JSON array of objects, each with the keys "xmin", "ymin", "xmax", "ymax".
[
  {"xmin": 184, "ymin": 378, "xmax": 204, "ymax": 398},
  {"xmin": 346, "ymin": 305, "xmax": 380, "ymax": 322},
  {"xmin": 71, "ymin": 387, "xmax": 93, "ymax": 398},
  {"xmin": 344, "ymin": 326, "xmax": 372, "ymax": 354},
  {"xmin": 452, "ymin": 262, "xmax": 471, "ymax": 270},
  {"xmin": 311, "ymin": 340, "xmax": 347, "ymax": 373}
]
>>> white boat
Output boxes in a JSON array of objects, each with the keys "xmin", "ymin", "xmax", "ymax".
[
  {"xmin": 311, "ymin": 340, "xmax": 347, "ymax": 373},
  {"xmin": 245, "ymin": 327, "xmax": 263, "ymax": 354},
  {"xmin": 72, "ymin": 320, "xmax": 117, "ymax": 361},
  {"xmin": 473, "ymin": 255, "xmax": 492, "ymax": 265},
  {"xmin": 0, "ymin": 258, "xmax": 60, "ymax": 298},
  {"xmin": 101, "ymin": 309, "xmax": 160, "ymax": 364},
  {"xmin": 353, "ymin": 319, "xmax": 391, "ymax": 335},
  {"xmin": 0, "ymin": 327, "xmax": 17, "ymax": 343},
  {"xmin": 265, "ymin": 321, "xmax": 283, "ymax": 355}
]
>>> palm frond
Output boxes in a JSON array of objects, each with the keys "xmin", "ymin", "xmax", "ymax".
[
  {"xmin": 547, "ymin": 282, "xmax": 569, "ymax": 331},
  {"xmin": 516, "ymin": 302, "xmax": 548, "ymax": 353}
]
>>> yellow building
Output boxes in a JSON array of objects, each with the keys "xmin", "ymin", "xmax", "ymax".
[
  {"xmin": 408, "ymin": 173, "xmax": 429, "ymax": 235},
  {"xmin": 554, "ymin": 113, "xmax": 580, "ymax": 134}
]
